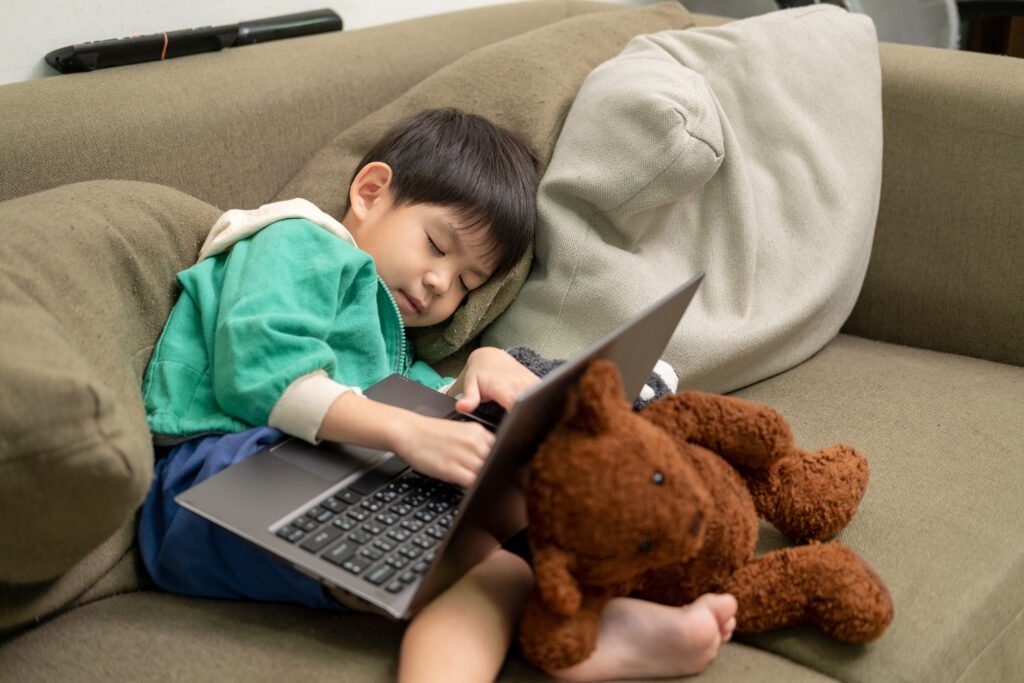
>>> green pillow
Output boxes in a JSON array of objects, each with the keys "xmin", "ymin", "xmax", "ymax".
[
  {"xmin": 0, "ymin": 182, "xmax": 219, "ymax": 604},
  {"xmin": 275, "ymin": 1, "xmax": 695, "ymax": 367}
]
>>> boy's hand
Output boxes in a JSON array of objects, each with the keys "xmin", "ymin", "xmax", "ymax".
[
  {"xmin": 391, "ymin": 413, "xmax": 495, "ymax": 488},
  {"xmin": 449, "ymin": 347, "xmax": 540, "ymax": 414}
]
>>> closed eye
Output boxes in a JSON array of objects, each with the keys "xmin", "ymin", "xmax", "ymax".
[{"xmin": 428, "ymin": 236, "xmax": 444, "ymax": 256}]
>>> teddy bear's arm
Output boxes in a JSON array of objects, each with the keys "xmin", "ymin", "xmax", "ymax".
[
  {"xmin": 533, "ymin": 546, "xmax": 583, "ymax": 616},
  {"xmin": 640, "ymin": 391, "xmax": 796, "ymax": 469}
]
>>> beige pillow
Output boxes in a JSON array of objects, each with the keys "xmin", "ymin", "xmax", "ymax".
[
  {"xmin": 486, "ymin": 6, "xmax": 883, "ymax": 394},
  {"xmin": 275, "ymin": 1, "xmax": 694, "ymax": 366},
  {"xmin": 0, "ymin": 182, "xmax": 218, "ymax": 601}
]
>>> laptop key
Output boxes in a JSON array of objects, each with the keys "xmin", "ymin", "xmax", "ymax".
[
  {"xmin": 322, "ymin": 540, "xmax": 357, "ymax": 566},
  {"xmin": 336, "ymin": 489, "xmax": 362, "ymax": 505},
  {"xmin": 333, "ymin": 516, "xmax": 357, "ymax": 531},
  {"xmin": 306, "ymin": 506, "xmax": 334, "ymax": 523},
  {"xmin": 385, "ymin": 554, "xmax": 409, "ymax": 569},
  {"xmin": 390, "ymin": 503, "xmax": 413, "ymax": 516},
  {"xmin": 359, "ymin": 546, "xmax": 385, "ymax": 562},
  {"xmin": 362, "ymin": 521, "xmax": 386, "ymax": 536},
  {"xmin": 411, "ymin": 535, "xmax": 436, "ymax": 550},
  {"xmin": 347, "ymin": 529, "xmax": 373, "ymax": 545},
  {"xmin": 346, "ymin": 508, "xmax": 369, "ymax": 522},
  {"xmin": 387, "ymin": 528, "xmax": 411, "ymax": 543},
  {"xmin": 320, "ymin": 496, "xmax": 347, "ymax": 513},
  {"xmin": 341, "ymin": 556, "xmax": 374, "ymax": 575},
  {"xmin": 373, "ymin": 538, "xmax": 396, "ymax": 553},
  {"xmin": 276, "ymin": 525, "xmax": 305, "ymax": 543},
  {"xmin": 376, "ymin": 512, "xmax": 398, "ymax": 526},
  {"xmin": 399, "ymin": 544, "xmax": 423, "ymax": 559},
  {"xmin": 365, "ymin": 564, "xmax": 396, "ymax": 586},
  {"xmin": 300, "ymin": 526, "xmax": 342, "ymax": 553},
  {"xmin": 385, "ymin": 580, "xmax": 408, "ymax": 594}
]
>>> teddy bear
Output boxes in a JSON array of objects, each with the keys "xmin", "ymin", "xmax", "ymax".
[{"xmin": 517, "ymin": 359, "xmax": 894, "ymax": 671}]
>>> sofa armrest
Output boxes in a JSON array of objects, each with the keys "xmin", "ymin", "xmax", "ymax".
[{"xmin": 843, "ymin": 43, "xmax": 1024, "ymax": 367}]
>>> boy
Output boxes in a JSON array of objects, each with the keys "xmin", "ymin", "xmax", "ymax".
[{"xmin": 139, "ymin": 108, "xmax": 736, "ymax": 682}]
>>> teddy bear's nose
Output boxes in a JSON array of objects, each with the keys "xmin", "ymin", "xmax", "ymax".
[{"xmin": 637, "ymin": 539, "xmax": 654, "ymax": 553}]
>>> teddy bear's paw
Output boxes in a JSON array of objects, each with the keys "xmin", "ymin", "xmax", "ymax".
[
  {"xmin": 519, "ymin": 596, "xmax": 602, "ymax": 671},
  {"xmin": 809, "ymin": 544, "xmax": 894, "ymax": 643},
  {"xmin": 725, "ymin": 543, "xmax": 892, "ymax": 642},
  {"xmin": 756, "ymin": 444, "xmax": 870, "ymax": 543}
]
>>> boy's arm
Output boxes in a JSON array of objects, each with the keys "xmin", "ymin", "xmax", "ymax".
[
  {"xmin": 314, "ymin": 349, "xmax": 537, "ymax": 486},
  {"xmin": 317, "ymin": 392, "xmax": 493, "ymax": 488}
]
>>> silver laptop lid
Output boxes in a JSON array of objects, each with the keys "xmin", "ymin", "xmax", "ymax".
[{"xmin": 405, "ymin": 271, "xmax": 704, "ymax": 615}]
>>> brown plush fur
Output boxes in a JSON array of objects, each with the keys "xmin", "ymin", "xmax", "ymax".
[{"xmin": 518, "ymin": 361, "xmax": 893, "ymax": 671}]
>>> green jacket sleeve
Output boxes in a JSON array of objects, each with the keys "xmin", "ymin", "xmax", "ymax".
[{"xmin": 210, "ymin": 219, "xmax": 384, "ymax": 427}]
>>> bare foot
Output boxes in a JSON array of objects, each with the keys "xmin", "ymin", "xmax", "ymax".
[{"xmin": 551, "ymin": 594, "xmax": 737, "ymax": 681}]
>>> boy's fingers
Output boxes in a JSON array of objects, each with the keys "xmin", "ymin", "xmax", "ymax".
[{"xmin": 456, "ymin": 378, "xmax": 481, "ymax": 413}]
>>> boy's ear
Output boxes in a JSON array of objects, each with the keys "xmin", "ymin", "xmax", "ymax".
[{"xmin": 347, "ymin": 162, "xmax": 394, "ymax": 222}]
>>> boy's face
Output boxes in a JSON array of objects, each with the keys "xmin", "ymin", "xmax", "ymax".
[{"xmin": 353, "ymin": 194, "xmax": 495, "ymax": 328}]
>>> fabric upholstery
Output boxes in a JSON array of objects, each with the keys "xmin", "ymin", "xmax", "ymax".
[
  {"xmin": 0, "ymin": 591, "xmax": 839, "ymax": 683},
  {"xmin": 844, "ymin": 42, "xmax": 1024, "ymax": 367},
  {"xmin": 275, "ymin": 2, "xmax": 695, "ymax": 365},
  {"xmin": 734, "ymin": 334, "xmax": 1024, "ymax": 683},
  {"xmin": 5, "ymin": 334, "xmax": 1021, "ymax": 681},
  {"xmin": 486, "ymin": 6, "xmax": 883, "ymax": 394},
  {"xmin": 0, "ymin": 2, "xmax": 620, "ymax": 210},
  {"xmin": 0, "ymin": 181, "xmax": 218, "ymax": 619}
]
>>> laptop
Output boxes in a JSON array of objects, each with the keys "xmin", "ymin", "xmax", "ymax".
[{"xmin": 176, "ymin": 272, "xmax": 704, "ymax": 620}]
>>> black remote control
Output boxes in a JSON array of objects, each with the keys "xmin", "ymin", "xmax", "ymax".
[{"xmin": 45, "ymin": 9, "xmax": 343, "ymax": 74}]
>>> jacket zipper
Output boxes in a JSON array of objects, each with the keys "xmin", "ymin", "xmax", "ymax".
[{"xmin": 378, "ymin": 277, "xmax": 410, "ymax": 375}]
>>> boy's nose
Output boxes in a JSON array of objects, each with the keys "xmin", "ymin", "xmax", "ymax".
[{"xmin": 425, "ymin": 270, "xmax": 451, "ymax": 297}]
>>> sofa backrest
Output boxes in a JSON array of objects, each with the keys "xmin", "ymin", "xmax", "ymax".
[{"xmin": 0, "ymin": 1, "xmax": 616, "ymax": 211}]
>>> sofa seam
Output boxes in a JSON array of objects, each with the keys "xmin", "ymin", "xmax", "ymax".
[{"xmin": 87, "ymin": 382, "xmax": 135, "ymax": 478}]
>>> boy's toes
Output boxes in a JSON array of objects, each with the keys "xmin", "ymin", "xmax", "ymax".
[{"xmin": 694, "ymin": 593, "xmax": 738, "ymax": 624}]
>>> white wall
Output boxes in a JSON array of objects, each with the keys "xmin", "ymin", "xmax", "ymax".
[{"xmin": 3, "ymin": 0, "xmax": 636, "ymax": 87}]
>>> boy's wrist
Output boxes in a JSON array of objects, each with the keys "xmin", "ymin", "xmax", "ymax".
[{"xmin": 383, "ymin": 407, "xmax": 420, "ymax": 456}]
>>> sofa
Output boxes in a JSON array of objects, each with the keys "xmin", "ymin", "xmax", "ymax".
[{"xmin": 1, "ymin": 1, "xmax": 1022, "ymax": 681}]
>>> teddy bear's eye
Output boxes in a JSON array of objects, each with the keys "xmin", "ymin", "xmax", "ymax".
[
  {"xmin": 651, "ymin": 471, "xmax": 665, "ymax": 485},
  {"xmin": 638, "ymin": 539, "xmax": 654, "ymax": 553}
]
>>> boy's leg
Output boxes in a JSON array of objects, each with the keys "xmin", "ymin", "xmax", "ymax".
[{"xmin": 397, "ymin": 549, "xmax": 534, "ymax": 683}]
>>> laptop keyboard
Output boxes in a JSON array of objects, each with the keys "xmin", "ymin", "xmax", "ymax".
[{"xmin": 274, "ymin": 467, "xmax": 462, "ymax": 595}]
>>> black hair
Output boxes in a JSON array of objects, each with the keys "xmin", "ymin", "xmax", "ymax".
[{"xmin": 346, "ymin": 108, "xmax": 539, "ymax": 279}]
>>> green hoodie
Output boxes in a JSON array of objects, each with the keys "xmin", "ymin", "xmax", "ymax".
[{"xmin": 143, "ymin": 218, "xmax": 448, "ymax": 439}]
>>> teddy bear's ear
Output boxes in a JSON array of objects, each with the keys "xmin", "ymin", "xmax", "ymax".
[
  {"xmin": 533, "ymin": 546, "xmax": 583, "ymax": 616},
  {"xmin": 564, "ymin": 360, "xmax": 628, "ymax": 434}
]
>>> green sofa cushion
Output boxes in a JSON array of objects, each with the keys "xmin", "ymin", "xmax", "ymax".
[
  {"xmin": 485, "ymin": 6, "xmax": 884, "ymax": 394},
  {"xmin": 274, "ymin": 1, "xmax": 695, "ymax": 367},
  {"xmin": 0, "ymin": 182, "xmax": 218, "ymax": 606}
]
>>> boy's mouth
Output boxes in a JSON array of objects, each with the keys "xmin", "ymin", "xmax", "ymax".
[{"xmin": 398, "ymin": 289, "xmax": 423, "ymax": 315}]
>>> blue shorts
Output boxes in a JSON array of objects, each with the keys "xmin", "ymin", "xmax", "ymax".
[{"xmin": 138, "ymin": 427, "xmax": 344, "ymax": 611}]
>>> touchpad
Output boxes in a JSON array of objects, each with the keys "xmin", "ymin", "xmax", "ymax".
[{"xmin": 271, "ymin": 439, "xmax": 378, "ymax": 482}]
